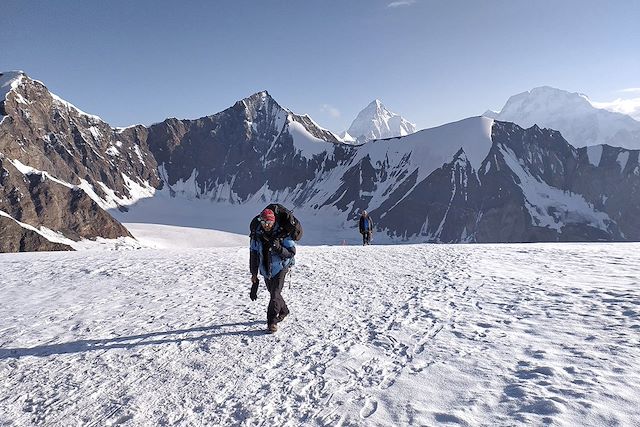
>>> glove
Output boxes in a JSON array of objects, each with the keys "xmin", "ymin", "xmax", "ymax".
[
  {"xmin": 270, "ymin": 239, "xmax": 282, "ymax": 254},
  {"xmin": 250, "ymin": 276, "xmax": 259, "ymax": 301}
]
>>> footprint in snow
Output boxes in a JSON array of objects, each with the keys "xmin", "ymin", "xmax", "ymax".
[{"xmin": 359, "ymin": 399, "xmax": 378, "ymax": 419}]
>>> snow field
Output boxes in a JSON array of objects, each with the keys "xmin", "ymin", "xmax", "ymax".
[{"xmin": 0, "ymin": 243, "xmax": 639, "ymax": 426}]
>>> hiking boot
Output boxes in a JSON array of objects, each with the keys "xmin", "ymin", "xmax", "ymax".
[{"xmin": 268, "ymin": 323, "xmax": 278, "ymax": 333}]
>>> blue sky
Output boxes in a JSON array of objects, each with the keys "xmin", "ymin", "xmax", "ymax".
[{"xmin": 2, "ymin": 0, "xmax": 639, "ymax": 131}]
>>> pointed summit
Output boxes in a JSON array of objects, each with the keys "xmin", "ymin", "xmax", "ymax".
[
  {"xmin": 345, "ymin": 99, "xmax": 416, "ymax": 143},
  {"xmin": 369, "ymin": 99, "xmax": 384, "ymax": 109},
  {"xmin": 239, "ymin": 90, "xmax": 285, "ymax": 113},
  {"xmin": 1, "ymin": 71, "xmax": 27, "ymax": 116},
  {"xmin": 1, "ymin": 70, "xmax": 103, "ymax": 122}
]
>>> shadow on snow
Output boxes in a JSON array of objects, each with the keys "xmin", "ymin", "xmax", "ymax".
[{"xmin": 0, "ymin": 321, "xmax": 266, "ymax": 359}]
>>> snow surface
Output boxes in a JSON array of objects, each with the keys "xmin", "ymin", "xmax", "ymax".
[
  {"xmin": 1, "ymin": 242, "xmax": 639, "ymax": 425},
  {"xmin": 617, "ymin": 151, "xmax": 630, "ymax": 170},
  {"xmin": 286, "ymin": 120, "xmax": 331, "ymax": 159},
  {"xmin": 110, "ymin": 191, "xmax": 365, "ymax": 246},
  {"xmin": 124, "ymin": 223, "xmax": 248, "ymax": 249},
  {"xmin": 586, "ymin": 145, "xmax": 603, "ymax": 167},
  {"xmin": 106, "ymin": 146, "xmax": 120, "ymax": 157}
]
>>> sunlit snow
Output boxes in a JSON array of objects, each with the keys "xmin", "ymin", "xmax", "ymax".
[{"xmin": 1, "ymin": 241, "xmax": 638, "ymax": 425}]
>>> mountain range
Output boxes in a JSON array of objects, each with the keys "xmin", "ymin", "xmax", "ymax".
[{"xmin": 1, "ymin": 71, "xmax": 639, "ymax": 252}]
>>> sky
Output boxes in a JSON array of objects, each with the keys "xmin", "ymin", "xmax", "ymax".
[{"xmin": 2, "ymin": 0, "xmax": 639, "ymax": 132}]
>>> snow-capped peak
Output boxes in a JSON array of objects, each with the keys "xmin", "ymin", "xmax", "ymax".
[
  {"xmin": 240, "ymin": 90, "xmax": 284, "ymax": 112},
  {"xmin": 0, "ymin": 71, "xmax": 26, "ymax": 110},
  {"xmin": 489, "ymin": 86, "xmax": 593, "ymax": 118},
  {"xmin": 486, "ymin": 86, "xmax": 640, "ymax": 149},
  {"xmin": 1, "ymin": 70, "xmax": 104, "ymax": 123},
  {"xmin": 345, "ymin": 99, "xmax": 417, "ymax": 143}
]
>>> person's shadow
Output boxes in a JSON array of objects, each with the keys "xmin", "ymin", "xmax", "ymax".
[{"xmin": 0, "ymin": 321, "xmax": 265, "ymax": 360}]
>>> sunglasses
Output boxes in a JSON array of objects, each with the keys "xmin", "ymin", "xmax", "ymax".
[{"xmin": 260, "ymin": 219, "xmax": 275, "ymax": 226}]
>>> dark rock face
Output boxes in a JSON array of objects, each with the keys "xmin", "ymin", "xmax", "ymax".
[
  {"xmin": 0, "ymin": 72, "xmax": 146, "ymax": 251},
  {"xmin": 571, "ymin": 145, "xmax": 640, "ymax": 240},
  {"xmin": 0, "ymin": 73, "xmax": 160, "ymax": 204},
  {"xmin": 145, "ymin": 91, "xmax": 346, "ymax": 203},
  {"xmin": 371, "ymin": 151, "xmax": 479, "ymax": 242},
  {"xmin": 360, "ymin": 121, "xmax": 637, "ymax": 243},
  {"xmin": 485, "ymin": 122, "xmax": 630, "ymax": 242},
  {"xmin": 0, "ymin": 216, "xmax": 73, "ymax": 252},
  {"xmin": 0, "ymin": 156, "xmax": 132, "ymax": 242}
]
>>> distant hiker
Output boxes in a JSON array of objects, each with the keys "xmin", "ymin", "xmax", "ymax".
[
  {"xmin": 359, "ymin": 210, "xmax": 373, "ymax": 245},
  {"xmin": 249, "ymin": 204, "xmax": 302, "ymax": 333}
]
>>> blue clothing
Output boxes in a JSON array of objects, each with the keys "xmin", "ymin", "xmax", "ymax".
[{"xmin": 250, "ymin": 225, "xmax": 296, "ymax": 279}]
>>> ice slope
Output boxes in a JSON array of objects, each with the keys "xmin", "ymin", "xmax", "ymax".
[{"xmin": 1, "ymin": 243, "xmax": 639, "ymax": 426}]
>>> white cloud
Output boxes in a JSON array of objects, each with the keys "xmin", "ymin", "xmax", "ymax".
[
  {"xmin": 591, "ymin": 97, "xmax": 640, "ymax": 121},
  {"xmin": 320, "ymin": 104, "xmax": 341, "ymax": 118},
  {"xmin": 619, "ymin": 88, "xmax": 640, "ymax": 94},
  {"xmin": 387, "ymin": 0, "xmax": 416, "ymax": 8}
]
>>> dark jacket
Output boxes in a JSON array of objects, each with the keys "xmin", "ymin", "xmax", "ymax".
[
  {"xmin": 250, "ymin": 222, "xmax": 296, "ymax": 279},
  {"xmin": 359, "ymin": 215, "xmax": 373, "ymax": 234}
]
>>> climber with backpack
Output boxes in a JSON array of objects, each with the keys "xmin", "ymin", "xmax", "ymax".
[
  {"xmin": 359, "ymin": 210, "xmax": 374, "ymax": 245},
  {"xmin": 249, "ymin": 204, "xmax": 302, "ymax": 333}
]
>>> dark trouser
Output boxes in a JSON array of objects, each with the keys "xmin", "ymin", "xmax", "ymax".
[
  {"xmin": 265, "ymin": 269, "xmax": 289, "ymax": 325},
  {"xmin": 362, "ymin": 231, "xmax": 371, "ymax": 245}
]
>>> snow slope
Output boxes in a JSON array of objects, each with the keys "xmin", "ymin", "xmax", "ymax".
[
  {"xmin": 345, "ymin": 116, "xmax": 494, "ymax": 213},
  {"xmin": 110, "ymin": 191, "xmax": 371, "ymax": 246},
  {"xmin": 124, "ymin": 223, "xmax": 249, "ymax": 249},
  {"xmin": 1, "ymin": 243, "xmax": 639, "ymax": 425}
]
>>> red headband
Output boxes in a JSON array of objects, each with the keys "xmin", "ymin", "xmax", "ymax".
[{"xmin": 260, "ymin": 208, "xmax": 275, "ymax": 223}]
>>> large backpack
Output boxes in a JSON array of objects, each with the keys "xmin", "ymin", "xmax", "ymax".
[{"xmin": 250, "ymin": 203, "xmax": 303, "ymax": 241}]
